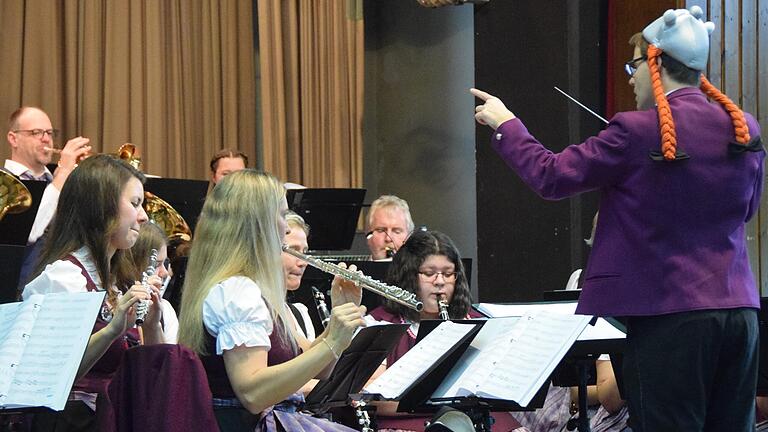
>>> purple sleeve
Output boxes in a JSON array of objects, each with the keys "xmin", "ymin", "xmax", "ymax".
[{"xmin": 490, "ymin": 115, "xmax": 633, "ymax": 200}]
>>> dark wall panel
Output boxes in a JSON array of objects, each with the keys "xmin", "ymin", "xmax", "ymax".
[{"xmin": 474, "ymin": 0, "xmax": 605, "ymax": 303}]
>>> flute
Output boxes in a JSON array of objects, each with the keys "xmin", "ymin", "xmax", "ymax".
[
  {"xmin": 282, "ymin": 245, "xmax": 423, "ymax": 311},
  {"xmin": 135, "ymin": 249, "xmax": 158, "ymax": 325}
]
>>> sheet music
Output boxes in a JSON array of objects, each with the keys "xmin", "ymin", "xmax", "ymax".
[
  {"xmin": 476, "ymin": 302, "xmax": 626, "ymax": 341},
  {"xmin": 363, "ymin": 321, "xmax": 475, "ymax": 399},
  {"xmin": 2, "ymin": 292, "xmax": 104, "ymax": 410},
  {"xmin": 432, "ymin": 316, "xmax": 520, "ymax": 398},
  {"xmin": 464, "ymin": 311, "xmax": 591, "ymax": 407},
  {"xmin": 0, "ymin": 296, "xmax": 42, "ymax": 401}
]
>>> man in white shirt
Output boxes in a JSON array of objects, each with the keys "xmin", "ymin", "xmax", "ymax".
[
  {"xmin": 4, "ymin": 107, "xmax": 91, "ymax": 243},
  {"xmin": 366, "ymin": 195, "xmax": 414, "ymax": 261}
]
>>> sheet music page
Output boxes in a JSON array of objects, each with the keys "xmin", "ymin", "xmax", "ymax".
[
  {"xmin": 5, "ymin": 292, "xmax": 104, "ymax": 410},
  {"xmin": 476, "ymin": 302, "xmax": 625, "ymax": 341},
  {"xmin": 432, "ymin": 317, "xmax": 520, "ymax": 398},
  {"xmin": 363, "ymin": 321, "xmax": 475, "ymax": 399},
  {"xmin": 0, "ymin": 295, "xmax": 43, "ymax": 405},
  {"xmin": 459, "ymin": 311, "xmax": 591, "ymax": 407},
  {"xmin": 476, "ymin": 311, "xmax": 591, "ymax": 406}
]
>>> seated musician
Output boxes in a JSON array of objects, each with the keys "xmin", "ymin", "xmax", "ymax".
[
  {"xmin": 120, "ymin": 222, "xmax": 179, "ymax": 343},
  {"xmin": 366, "ymin": 195, "xmax": 414, "ymax": 261},
  {"xmin": 282, "ymin": 211, "xmax": 315, "ymax": 340},
  {"xmin": 209, "ymin": 148, "xmax": 248, "ymax": 187},
  {"xmin": 366, "ymin": 229, "xmax": 528, "ymax": 432},
  {"xmin": 177, "ymin": 169, "xmax": 367, "ymax": 432},
  {"xmin": 22, "ymin": 155, "xmax": 165, "ymax": 431}
]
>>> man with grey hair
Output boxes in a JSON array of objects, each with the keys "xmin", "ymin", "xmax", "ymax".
[{"xmin": 366, "ymin": 195, "xmax": 414, "ymax": 261}]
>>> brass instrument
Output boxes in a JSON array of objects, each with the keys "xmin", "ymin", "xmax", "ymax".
[
  {"xmin": 438, "ymin": 295, "xmax": 450, "ymax": 320},
  {"xmin": 117, "ymin": 143, "xmax": 141, "ymax": 170},
  {"xmin": 0, "ymin": 171, "xmax": 32, "ymax": 221},
  {"xmin": 143, "ymin": 191, "xmax": 192, "ymax": 241},
  {"xmin": 135, "ymin": 248, "xmax": 158, "ymax": 325},
  {"xmin": 282, "ymin": 246, "xmax": 423, "ymax": 311}
]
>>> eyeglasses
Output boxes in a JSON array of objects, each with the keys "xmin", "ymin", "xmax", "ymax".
[
  {"xmin": 13, "ymin": 129, "xmax": 60, "ymax": 139},
  {"xmin": 418, "ymin": 270, "xmax": 457, "ymax": 282},
  {"xmin": 624, "ymin": 56, "xmax": 647, "ymax": 77}
]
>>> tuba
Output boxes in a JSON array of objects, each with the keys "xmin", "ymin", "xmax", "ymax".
[
  {"xmin": 0, "ymin": 171, "xmax": 32, "ymax": 221},
  {"xmin": 143, "ymin": 191, "xmax": 192, "ymax": 241}
]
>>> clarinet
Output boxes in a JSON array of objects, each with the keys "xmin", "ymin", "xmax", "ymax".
[
  {"xmin": 311, "ymin": 286, "xmax": 331, "ymax": 328},
  {"xmin": 438, "ymin": 295, "xmax": 450, "ymax": 320},
  {"xmin": 135, "ymin": 249, "xmax": 158, "ymax": 325},
  {"xmin": 282, "ymin": 245, "xmax": 423, "ymax": 311}
]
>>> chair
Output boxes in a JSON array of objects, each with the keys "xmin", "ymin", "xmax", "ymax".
[{"xmin": 97, "ymin": 343, "xmax": 220, "ymax": 432}]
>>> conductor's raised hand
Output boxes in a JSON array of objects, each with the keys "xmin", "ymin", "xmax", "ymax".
[
  {"xmin": 330, "ymin": 262, "xmax": 363, "ymax": 307},
  {"xmin": 324, "ymin": 302, "xmax": 367, "ymax": 354},
  {"xmin": 471, "ymin": 88, "xmax": 516, "ymax": 130}
]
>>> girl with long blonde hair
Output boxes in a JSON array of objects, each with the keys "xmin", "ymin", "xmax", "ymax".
[{"xmin": 178, "ymin": 170, "xmax": 365, "ymax": 432}]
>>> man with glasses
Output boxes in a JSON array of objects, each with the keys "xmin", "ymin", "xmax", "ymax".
[
  {"xmin": 4, "ymin": 107, "xmax": 91, "ymax": 243},
  {"xmin": 472, "ymin": 6, "xmax": 762, "ymax": 431},
  {"xmin": 366, "ymin": 194, "xmax": 414, "ymax": 261}
]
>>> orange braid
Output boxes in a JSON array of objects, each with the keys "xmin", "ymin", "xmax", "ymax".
[
  {"xmin": 699, "ymin": 75, "xmax": 751, "ymax": 144},
  {"xmin": 647, "ymin": 45, "xmax": 677, "ymax": 161}
]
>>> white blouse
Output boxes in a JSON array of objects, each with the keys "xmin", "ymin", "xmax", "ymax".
[
  {"xmin": 202, "ymin": 276, "xmax": 274, "ymax": 355},
  {"xmin": 22, "ymin": 247, "xmax": 103, "ymax": 299}
]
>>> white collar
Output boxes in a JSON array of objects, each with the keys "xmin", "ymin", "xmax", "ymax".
[{"xmin": 4, "ymin": 159, "xmax": 52, "ymax": 179}]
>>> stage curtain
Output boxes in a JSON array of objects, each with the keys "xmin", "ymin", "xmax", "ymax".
[
  {"xmin": 257, "ymin": 0, "xmax": 364, "ymax": 188},
  {"xmin": 0, "ymin": 0, "xmax": 257, "ymax": 180}
]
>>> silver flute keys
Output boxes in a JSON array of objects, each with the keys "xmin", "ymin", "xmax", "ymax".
[
  {"xmin": 281, "ymin": 245, "xmax": 423, "ymax": 311},
  {"xmin": 438, "ymin": 295, "xmax": 450, "ymax": 320},
  {"xmin": 135, "ymin": 248, "xmax": 158, "ymax": 325}
]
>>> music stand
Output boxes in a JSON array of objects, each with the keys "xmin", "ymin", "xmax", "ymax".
[
  {"xmin": 305, "ymin": 324, "xmax": 409, "ymax": 411},
  {"xmin": 757, "ymin": 297, "xmax": 768, "ymax": 396},
  {"xmin": 286, "ymin": 188, "xmax": 366, "ymax": 251},
  {"xmin": 143, "ymin": 178, "xmax": 208, "ymax": 232},
  {"xmin": 0, "ymin": 180, "xmax": 46, "ymax": 245},
  {"xmin": 402, "ymin": 319, "xmax": 549, "ymax": 432},
  {"xmin": 550, "ymin": 324, "xmax": 626, "ymax": 432}
]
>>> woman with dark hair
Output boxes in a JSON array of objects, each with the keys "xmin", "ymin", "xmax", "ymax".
[
  {"xmin": 22, "ymin": 154, "xmax": 165, "ymax": 431},
  {"xmin": 367, "ymin": 229, "xmax": 527, "ymax": 432},
  {"xmin": 369, "ymin": 230, "xmax": 475, "ymax": 366}
]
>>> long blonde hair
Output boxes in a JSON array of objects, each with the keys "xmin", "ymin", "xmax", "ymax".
[{"xmin": 178, "ymin": 170, "xmax": 290, "ymax": 355}]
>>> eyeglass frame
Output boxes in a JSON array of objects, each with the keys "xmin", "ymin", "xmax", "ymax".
[
  {"xmin": 12, "ymin": 129, "xmax": 61, "ymax": 139},
  {"xmin": 418, "ymin": 270, "xmax": 457, "ymax": 283},
  {"xmin": 624, "ymin": 55, "xmax": 647, "ymax": 77}
]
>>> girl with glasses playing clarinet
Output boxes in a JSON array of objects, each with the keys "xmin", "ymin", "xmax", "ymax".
[{"xmin": 365, "ymin": 229, "xmax": 528, "ymax": 432}]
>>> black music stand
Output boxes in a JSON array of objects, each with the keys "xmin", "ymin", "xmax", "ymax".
[
  {"xmin": 305, "ymin": 324, "xmax": 409, "ymax": 411},
  {"xmin": 757, "ymin": 297, "xmax": 768, "ymax": 397},
  {"xmin": 143, "ymin": 178, "xmax": 208, "ymax": 232},
  {"xmin": 0, "ymin": 180, "xmax": 46, "ymax": 246},
  {"xmin": 286, "ymin": 188, "xmax": 366, "ymax": 251},
  {"xmin": 550, "ymin": 323, "xmax": 626, "ymax": 432}
]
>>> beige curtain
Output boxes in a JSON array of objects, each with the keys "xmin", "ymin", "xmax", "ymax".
[
  {"xmin": 258, "ymin": 0, "xmax": 364, "ymax": 188},
  {"xmin": 0, "ymin": 0, "xmax": 257, "ymax": 180}
]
